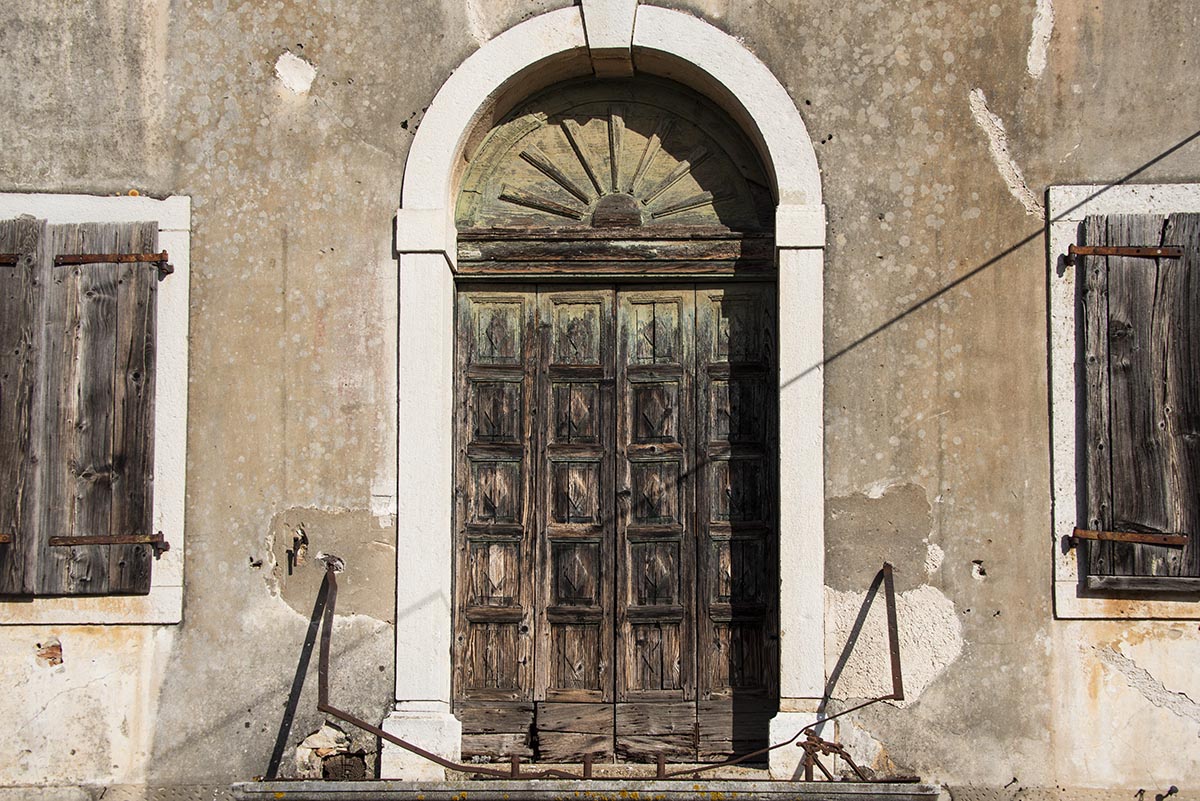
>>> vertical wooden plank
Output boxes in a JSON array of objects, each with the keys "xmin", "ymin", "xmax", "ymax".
[
  {"xmin": 110, "ymin": 222, "xmax": 158, "ymax": 593},
  {"xmin": 0, "ymin": 217, "xmax": 46, "ymax": 595},
  {"xmin": 1162, "ymin": 213, "xmax": 1200, "ymax": 579},
  {"xmin": 1081, "ymin": 216, "xmax": 1114, "ymax": 577},
  {"xmin": 39, "ymin": 223, "xmax": 113, "ymax": 594},
  {"xmin": 1106, "ymin": 215, "xmax": 1171, "ymax": 576}
]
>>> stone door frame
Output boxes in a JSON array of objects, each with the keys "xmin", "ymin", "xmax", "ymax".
[{"xmin": 387, "ymin": 0, "xmax": 826, "ymax": 779}]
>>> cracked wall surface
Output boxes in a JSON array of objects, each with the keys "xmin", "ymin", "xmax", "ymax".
[{"xmin": 1, "ymin": 0, "xmax": 1199, "ymax": 796}]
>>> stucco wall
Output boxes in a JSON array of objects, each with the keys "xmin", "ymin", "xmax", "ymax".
[{"xmin": 1, "ymin": 1, "xmax": 1198, "ymax": 798}]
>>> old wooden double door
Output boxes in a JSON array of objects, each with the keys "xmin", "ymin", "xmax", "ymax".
[{"xmin": 453, "ymin": 283, "xmax": 777, "ymax": 763}]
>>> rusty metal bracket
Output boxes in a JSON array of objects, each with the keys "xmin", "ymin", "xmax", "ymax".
[
  {"xmin": 0, "ymin": 533, "xmax": 11, "ymax": 544},
  {"xmin": 0, "ymin": 253, "xmax": 20, "ymax": 266},
  {"xmin": 54, "ymin": 250, "xmax": 174, "ymax": 278},
  {"xmin": 1072, "ymin": 527, "xmax": 1187, "ymax": 547},
  {"xmin": 49, "ymin": 531, "xmax": 171, "ymax": 557},
  {"xmin": 1065, "ymin": 244, "xmax": 1183, "ymax": 265},
  {"xmin": 881, "ymin": 562, "xmax": 905, "ymax": 702}
]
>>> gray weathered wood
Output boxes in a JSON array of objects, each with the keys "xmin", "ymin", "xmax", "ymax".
[
  {"xmin": 0, "ymin": 217, "xmax": 46, "ymax": 595},
  {"xmin": 110, "ymin": 222, "xmax": 158, "ymax": 593},
  {"xmin": 1082, "ymin": 216, "xmax": 1114, "ymax": 576},
  {"xmin": 1081, "ymin": 213, "xmax": 1200, "ymax": 583}
]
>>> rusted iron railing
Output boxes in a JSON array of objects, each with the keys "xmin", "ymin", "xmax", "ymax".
[{"xmin": 310, "ymin": 561, "xmax": 916, "ymax": 782}]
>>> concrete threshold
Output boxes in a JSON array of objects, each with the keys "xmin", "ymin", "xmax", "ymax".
[{"xmin": 232, "ymin": 779, "xmax": 941, "ymax": 800}]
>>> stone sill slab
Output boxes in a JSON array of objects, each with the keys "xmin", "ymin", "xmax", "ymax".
[{"xmin": 232, "ymin": 779, "xmax": 940, "ymax": 800}]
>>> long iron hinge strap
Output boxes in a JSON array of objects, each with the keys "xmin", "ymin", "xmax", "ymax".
[
  {"xmin": 54, "ymin": 250, "xmax": 174, "ymax": 277},
  {"xmin": 48, "ymin": 531, "xmax": 171, "ymax": 556},
  {"xmin": 1073, "ymin": 527, "xmax": 1187, "ymax": 547},
  {"xmin": 0, "ymin": 253, "xmax": 19, "ymax": 266},
  {"xmin": 1066, "ymin": 244, "xmax": 1184, "ymax": 265}
]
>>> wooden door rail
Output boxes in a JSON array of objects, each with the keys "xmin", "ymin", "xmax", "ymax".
[
  {"xmin": 54, "ymin": 250, "xmax": 174, "ymax": 277},
  {"xmin": 1072, "ymin": 527, "xmax": 1188, "ymax": 547}
]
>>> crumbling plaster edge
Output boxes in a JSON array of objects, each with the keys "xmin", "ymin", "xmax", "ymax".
[
  {"xmin": 0, "ymin": 193, "xmax": 189, "ymax": 627},
  {"xmin": 1048, "ymin": 184, "xmax": 1200, "ymax": 620}
]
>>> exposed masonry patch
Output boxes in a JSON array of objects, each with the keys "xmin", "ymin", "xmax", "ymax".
[
  {"xmin": 826, "ymin": 584, "xmax": 963, "ymax": 705},
  {"xmin": 923, "ymin": 542, "xmax": 944, "ymax": 575},
  {"xmin": 275, "ymin": 51, "xmax": 317, "ymax": 94},
  {"xmin": 1097, "ymin": 646, "xmax": 1200, "ymax": 735},
  {"xmin": 968, "ymin": 88, "xmax": 1044, "ymax": 217},
  {"xmin": 1026, "ymin": 0, "xmax": 1054, "ymax": 78},
  {"xmin": 464, "ymin": 0, "xmax": 490, "ymax": 45}
]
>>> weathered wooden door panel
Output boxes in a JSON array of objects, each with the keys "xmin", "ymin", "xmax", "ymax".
[
  {"xmin": 695, "ymin": 284, "xmax": 778, "ymax": 757},
  {"xmin": 455, "ymin": 283, "xmax": 777, "ymax": 763},
  {"xmin": 455, "ymin": 290, "xmax": 539, "ymax": 757},
  {"xmin": 616, "ymin": 288, "xmax": 696, "ymax": 704}
]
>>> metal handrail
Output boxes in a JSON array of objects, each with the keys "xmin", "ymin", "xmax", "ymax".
[{"xmin": 311, "ymin": 562, "xmax": 913, "ymax": 782}]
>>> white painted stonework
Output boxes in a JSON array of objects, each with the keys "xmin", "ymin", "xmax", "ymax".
[
  {"xmin": 391, "ymin": 1, "xmax": 826, "ymax": 778},
  {"xmin": 0, "ymin": 193, "xmax": 190, "ymax": 626},
  {"xmin": 1048, "ymin": 183, "xmax": 1200, "ymax": 620},
  {"xmin": 581, "ymin": 0, "xmax": 637, "ymax": 77}
]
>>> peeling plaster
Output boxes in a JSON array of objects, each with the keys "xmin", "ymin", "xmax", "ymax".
[
  {"xmin": 464, "ymin": 0, "xmax": 490, "ymax": 45},
  {"xmin": 1026, "ymin": 0, "xmax": 1054, "ymax": 78},
  {"xmin": 826, "ymin": 584, "xmax": 964, "ymax": 705},
  {"xmin": 968, "ymin": 88, "xmax": 1044, "ymax": 217},
  {"xmin": 1097, "ymin": 646, "xmax": 1200, "ymax": 734},
  {"xmin": 274, "ymin": 51, "xmax": 316, "ymax": 94},
  {"xmin": 923, "ymin": 542, "xmax": 945, "ymax": 575}
]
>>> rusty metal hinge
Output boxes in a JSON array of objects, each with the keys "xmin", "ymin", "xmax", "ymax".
[
  {"xmin": 48, "ymin": 531, "xmax": 171, "ymax": 557},
  {"xmin": 0, "ymin": 533, "xmax": 11, "ymax": 544},
  {"xmin": 0, "ymin": 253, "xmax": 20, "ymax": 266},
  {"xmin": 1066, "ymin": 244, "xmax": 1184, "ymax": 265},
  {"xmin": 1072, "ymin": 527, "xmax": 1188, "ymax": 547},
  {"xmin": 54, "ymin": 250, "xmax": 174, "ymax": 278}
]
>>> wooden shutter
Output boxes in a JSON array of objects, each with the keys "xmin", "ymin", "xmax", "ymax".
[
  {"xmin": 0, "ymin": 219, "xmax": 159, "ymax": 596},
  {"xmin": 0, "ymin": 218, "xmax": 47, "ymax": 595},
  {"xmin": 1080, "ymin": 212, "xmax": 1200, "ymax": 591}
]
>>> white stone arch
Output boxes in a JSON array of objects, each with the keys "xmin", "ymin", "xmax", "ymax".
[{"xmin": 389, "ymin": 1, "xmax": 825, "ymax": 779}]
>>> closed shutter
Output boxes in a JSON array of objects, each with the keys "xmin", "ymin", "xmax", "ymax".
[
  {"xmin": 1080, "ymin": 212, "xmax": 1200, "ymax": 591},
  {"xmin": 0, "ymin": 219, "xmax": 159, "ymax": 596}
]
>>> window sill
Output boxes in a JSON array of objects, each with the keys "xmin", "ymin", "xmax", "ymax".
[{"xmin": 0, "ymin": 583, "xmax": 182, "ymax": 625}]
